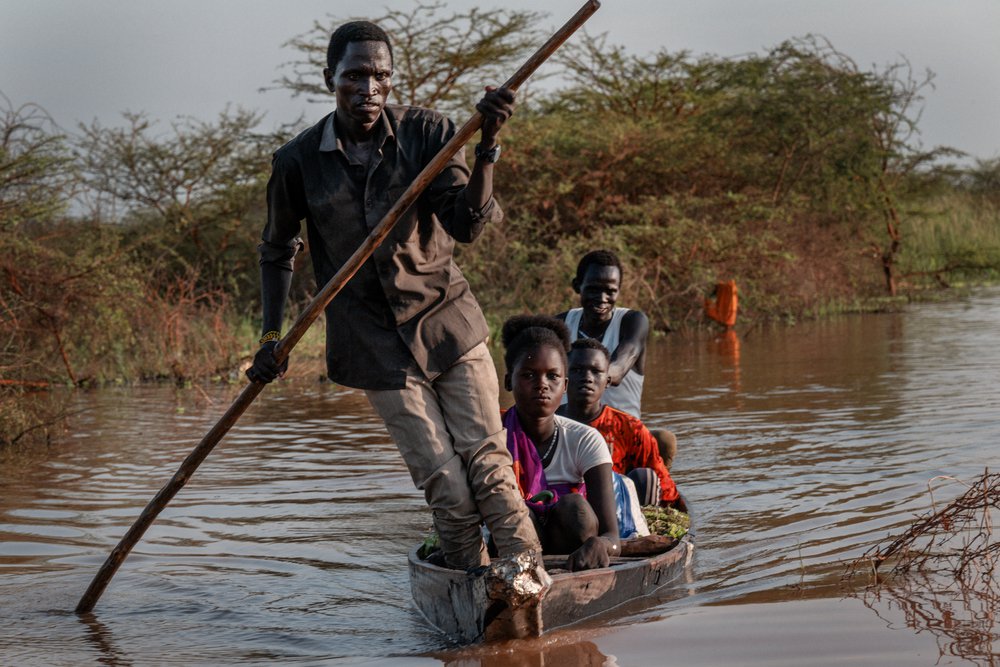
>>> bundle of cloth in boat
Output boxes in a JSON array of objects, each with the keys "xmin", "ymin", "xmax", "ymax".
[{"xmin": 612, "ymin": 472, "xmax": 651, "ymax": 538}]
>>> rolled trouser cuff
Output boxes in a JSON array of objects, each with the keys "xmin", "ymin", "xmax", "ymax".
[
  {"xmin": 418, "ymin": 452, "xmax": 489, "ymax": 569},
  {"xmin": 464, "ymin": 429, "xmax": 541, "ymax": 557}
]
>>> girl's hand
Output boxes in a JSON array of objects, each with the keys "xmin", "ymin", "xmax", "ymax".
[{"xmin": 567, "ymin": 536, "xmax": 612, "ymax": 571}]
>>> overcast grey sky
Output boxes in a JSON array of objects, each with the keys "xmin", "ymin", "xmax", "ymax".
[{"xmin": 2, "ymin": 0, "xmax": 998, "ymax": 163}]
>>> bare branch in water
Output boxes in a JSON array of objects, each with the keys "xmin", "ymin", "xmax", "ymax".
[
  {"xmin": 846, "ymin": 469, "xmax": 999, "ymax": 591},
  {"xmin": 844, "ymin": 470, "xmax": 999, "ymax": 664}
]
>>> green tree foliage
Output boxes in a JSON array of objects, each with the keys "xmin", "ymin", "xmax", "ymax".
[
  {"xmin": 1, "ymin": 100, "xmax": 272, "ymax": 447},
  {"xmin": 464, "ymin": 32, "xmax": 950, "ymax": 322},
  {"xmin": 963, "ymin": 157, "xmax": 1000, "ymax": 201},
  {"xmin": 75, "ymin": 109, "xmax": 282, "ymax": 309},
  {"xmin": 4, "ymin": 2, "xmax": 1000, "ymax": 411},
  {"xmin": 273, "ymin": 2, "xmax": 546, "ymax": 114},
  {"xmin": 0, "ymin": 95, "xmax": 74, "ymax": 231},
  {"xmin": 552, "ymin": 32, "xmax": 701, "ymax": 119},
  {"xmin": 0, "ymin": 100, "xmax": 130, "ymax": 443},
  {"xmin": 688, "ymin": 37, "xmax": 932, "ymax": 295},
  {"xmin": 1, "ymin": 98, "xmax": 80, "ymax": 387}
]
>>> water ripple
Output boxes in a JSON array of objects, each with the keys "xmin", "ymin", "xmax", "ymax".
[{"xmin": 3, "ymin": 289, "xmax": 1000, "ymax": 662}]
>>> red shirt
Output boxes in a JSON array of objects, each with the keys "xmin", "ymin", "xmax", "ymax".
[{"xmin": 588, "ymin": 405, "xmax": 678, "ymax": 503}]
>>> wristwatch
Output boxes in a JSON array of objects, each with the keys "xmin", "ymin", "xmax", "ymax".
[{"xmin": 474, "ymin": 142, "xmax": 502, "ymax": 163}]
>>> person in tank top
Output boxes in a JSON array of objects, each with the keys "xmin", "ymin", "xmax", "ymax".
[{"xmin": 556, "ymin": 249, "xmax": 678, "ymax": 470}]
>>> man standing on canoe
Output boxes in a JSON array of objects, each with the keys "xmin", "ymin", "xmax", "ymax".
[{"xmin": 247, "ymin": 20, "xmax": 543, "ymax": 581}]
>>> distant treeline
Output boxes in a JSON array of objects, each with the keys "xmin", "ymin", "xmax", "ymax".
[{"xmin": 2, "ymin": 5, "xmax": 999, "ymax": 443}]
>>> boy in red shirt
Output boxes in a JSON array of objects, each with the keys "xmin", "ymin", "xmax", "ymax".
[{"xmin": 559, "ymin": 338, "xmax": 683, "ymax": 509}]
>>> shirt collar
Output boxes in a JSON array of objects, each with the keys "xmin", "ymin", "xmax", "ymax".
[{"xmin": 319, "ymin": 109, "xmax": 395, "ymax": 153}]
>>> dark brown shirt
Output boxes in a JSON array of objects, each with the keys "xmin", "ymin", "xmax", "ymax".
[{"xmin": 260, "ymin": 105, "xmax": 502, "ymax": 390}]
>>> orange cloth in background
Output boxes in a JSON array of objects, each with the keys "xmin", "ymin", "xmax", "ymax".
[
  {"xmin": 705, "ymin": 280, "xmax": 738, "ymax": 327},
  {"xmin": 589, "ymin": 405, "xmax": 678, "ymax": 504}
]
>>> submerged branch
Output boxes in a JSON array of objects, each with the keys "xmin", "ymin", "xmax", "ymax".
[{"xmin": 847, "ymin": 469, "xmax": 999, "ymax": 588}]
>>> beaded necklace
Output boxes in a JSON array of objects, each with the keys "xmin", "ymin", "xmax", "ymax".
[{"xmin": 537, "ymin": 427, "xmax": 559, "ymax": 468}]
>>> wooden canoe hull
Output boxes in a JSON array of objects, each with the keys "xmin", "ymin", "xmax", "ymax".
[{"xmin": 408, "ymin": 532, "xmax": 694, "ymax": 643}]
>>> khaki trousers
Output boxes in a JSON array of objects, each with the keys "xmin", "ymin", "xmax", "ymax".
[{"xmin": 365, "ymin": 342, "xmax": 539, "ymax": 569}]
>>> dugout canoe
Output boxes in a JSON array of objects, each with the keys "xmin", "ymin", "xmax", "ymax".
[{"xmin": 408, "ymin": 523, "xmax": 694, "ymax": 643}]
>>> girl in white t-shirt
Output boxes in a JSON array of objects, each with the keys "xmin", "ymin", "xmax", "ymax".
[{"xmin": 500, "ymin": 315, "xmax": 621, "ymax": 571}]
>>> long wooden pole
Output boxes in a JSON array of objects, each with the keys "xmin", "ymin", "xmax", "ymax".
[{"xmin": 76, "ymin": 0, "xmax": 601, "ymax": 615}]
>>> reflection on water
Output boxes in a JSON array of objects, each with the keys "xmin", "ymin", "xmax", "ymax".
[
  {"xmin": 2, "ymin": 287, "xmax": 1000, "ymax": 664},
  {"xmin": 435, "ymin": 630, "xmax": 614, "ymax": 667},
  {"xmin": 856, "ymin": 573, "xmax": 998, "ymax": 665},
  {"xmin": 79, "ymin": 612, "xmax": 132, "ymax": 667}
]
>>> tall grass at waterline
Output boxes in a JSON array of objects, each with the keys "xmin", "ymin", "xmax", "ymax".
[{"xmin": 901, "ymin": 192, "xmax": 1000, "ymax": 285}]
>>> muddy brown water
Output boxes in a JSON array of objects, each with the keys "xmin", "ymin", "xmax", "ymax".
[{"xmin": 2, "ymin": 288, "xmax": 999, "ymax": 665}]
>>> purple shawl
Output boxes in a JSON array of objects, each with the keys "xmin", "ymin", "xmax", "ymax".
[{"xmin": 503, "ymin": 408, "xmax": 583, "ymax": 515}]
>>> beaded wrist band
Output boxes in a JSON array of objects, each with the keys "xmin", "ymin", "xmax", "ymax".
[{"xmin": 259, "ymin": 330, "xmax": 281, "ymax": 345}]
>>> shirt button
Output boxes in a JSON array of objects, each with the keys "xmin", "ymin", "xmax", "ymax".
[{"xmin": 366, "ymin": 199, "xmax": 373, "ymax": 207}]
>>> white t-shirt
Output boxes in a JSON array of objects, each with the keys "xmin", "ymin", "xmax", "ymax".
[{"xmin": 544, "ymin": 415, "xmax": 614, "ymax": 486}]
